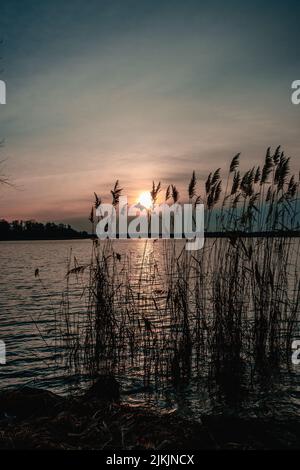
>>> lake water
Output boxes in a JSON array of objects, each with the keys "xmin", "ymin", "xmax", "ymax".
[
  {"xmin": 0, "ymin": 239, "xmax": 299, "ymax": 421},
  {"xmin": 0, "ymin": 239, "xmax": 167, "ymax": 392}
]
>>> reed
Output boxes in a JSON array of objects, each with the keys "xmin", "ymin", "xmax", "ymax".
[{"xmin": 58, "ymin": 147, "xmax": 300, "ymax": 395}]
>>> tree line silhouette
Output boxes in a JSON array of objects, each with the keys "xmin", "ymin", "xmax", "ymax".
[{"xmin": 0, "ymin": 219, "xmax": 89, "ymax": 240}]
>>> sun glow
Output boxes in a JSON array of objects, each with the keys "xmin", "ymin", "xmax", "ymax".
[{"xmin": 138, "ymin": 191, "xmax": 152, "ymax": 209}]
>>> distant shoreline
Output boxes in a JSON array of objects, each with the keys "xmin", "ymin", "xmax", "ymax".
[{"xmin": 0, "ymin": 230, "xmax": 299, "ymax": 241}]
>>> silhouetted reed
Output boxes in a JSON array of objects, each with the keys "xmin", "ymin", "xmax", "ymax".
[{"xmin": 58, "ymin": 147, "xmax": 300, "ymax": 396}]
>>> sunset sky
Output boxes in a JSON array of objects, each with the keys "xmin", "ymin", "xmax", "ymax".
[{"xmin": 0, "ymin": 0, "xmax": 299, "ymax": 230}]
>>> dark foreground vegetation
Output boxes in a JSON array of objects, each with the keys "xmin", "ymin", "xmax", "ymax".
[
  {"xmin": 0, "ymin": 219, "xmax": 89, "ymax": 240},
  {"xmin": 1, "ymin": 146, "xmax": 299, "ymax": 450},
  {"xmin": 0, "ymin": 376, "xmax": 299, "ymax": 450},
  {"xmin": 61, "ymin": 147, "xmax": 300, "ymax": 385}
]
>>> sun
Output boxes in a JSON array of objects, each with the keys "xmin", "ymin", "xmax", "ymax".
[{"xmin": 138, "ymin": 191, "xmax": 152, "ymax": 209}]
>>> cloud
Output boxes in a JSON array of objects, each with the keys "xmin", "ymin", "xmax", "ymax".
[{"xmin": 0, "ymin": 0, "xmax": 299, "ymax": 228}]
